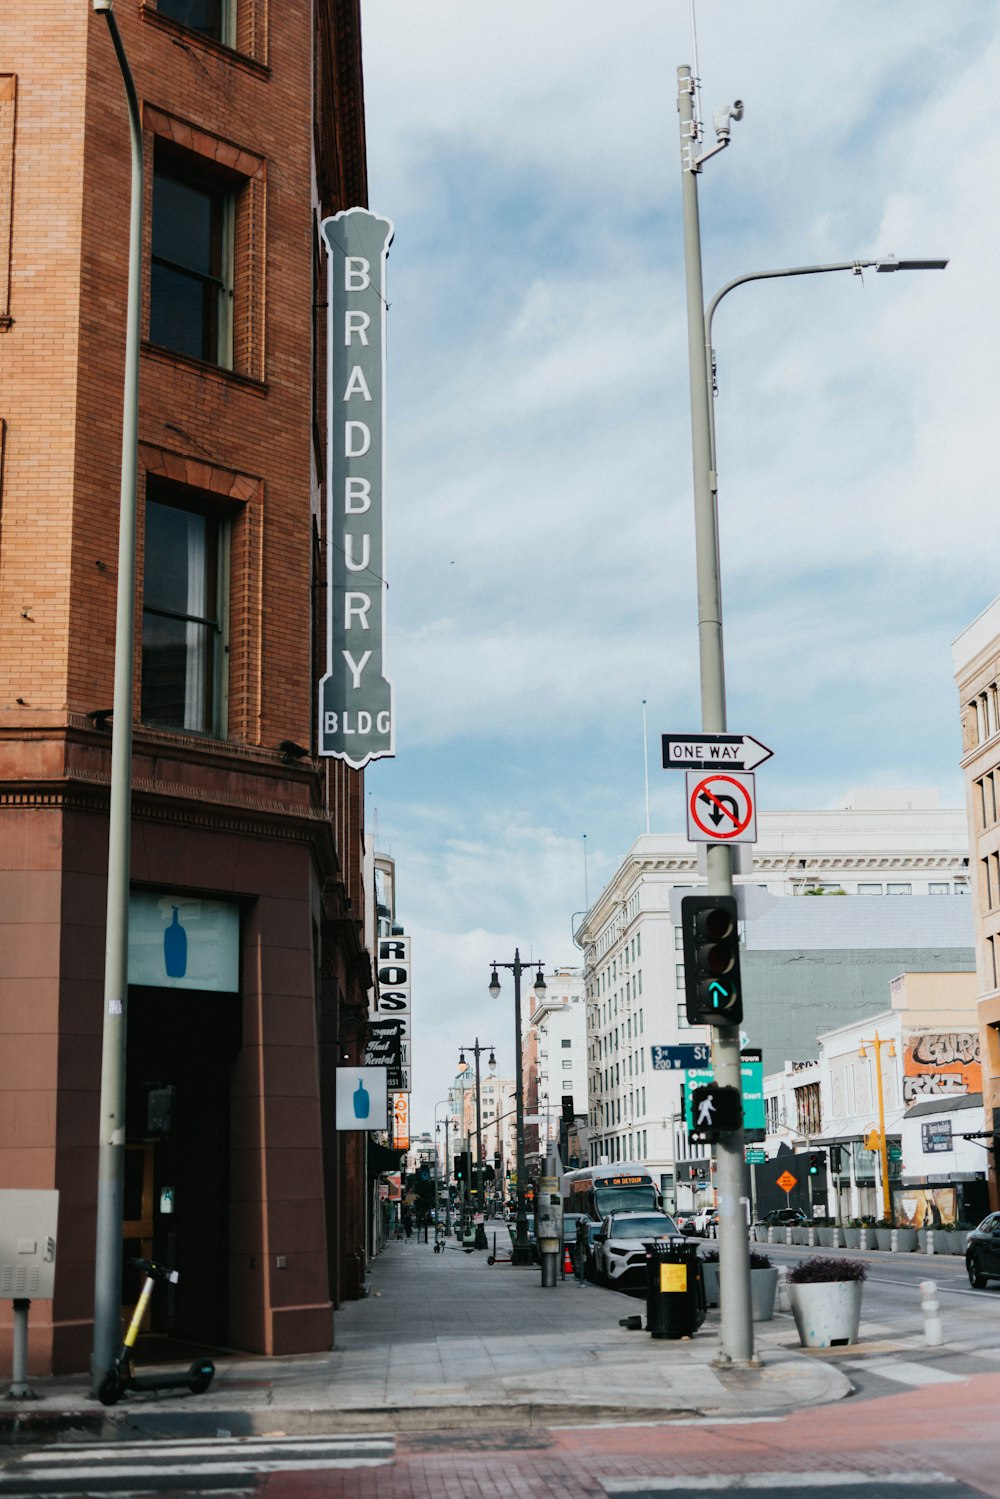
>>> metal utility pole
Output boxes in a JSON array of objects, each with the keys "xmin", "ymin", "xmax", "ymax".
[
  {"xmin": 458, "ymin": 1039, "xmax": 496, "ymax": 1249},
  {"xmin": 90, "ymin": 0, "xmax": 143, "ymax": 1394},
  {"xmin": 677, "ymin": 62, "xmax": 753, "ymax": 1366},
  {"xmin": 489, "ymin": 953, "xmax": 545, "ymax": 1266}
]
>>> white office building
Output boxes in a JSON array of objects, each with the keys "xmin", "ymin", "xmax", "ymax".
[
  {"xmin": 574, "ymin": 791, "xmax": 972, "ymax": 1209},
  {"xmin": 525, "ymin": 969, "xmax": 586, "ymax": 1163}
]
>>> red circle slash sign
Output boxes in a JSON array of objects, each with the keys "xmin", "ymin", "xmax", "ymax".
[{"xmin": 689, "ymin": 774, "xmax": 753, "ymax": 840}]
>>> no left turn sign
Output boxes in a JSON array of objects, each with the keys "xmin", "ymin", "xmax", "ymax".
[{"xmin": 685, "ymin": 771, "xmax": 757, "ymax": 844}]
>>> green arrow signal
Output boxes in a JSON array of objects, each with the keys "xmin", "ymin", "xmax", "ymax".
[{"xmin": 708, "ymin": 981, "xmax": 728, "ymax": 1006}]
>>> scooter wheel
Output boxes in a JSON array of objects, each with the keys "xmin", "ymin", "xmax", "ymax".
[
  {"xmin": 487, "ymin": 1256, "xmax": 495, "ymax": 1265},
  {"xmin": 187, "ymin": 1360, "xmax": 215, "ymax": 1395},
  {"xmin": 96, "ymin": 1370, "xmax": 123, "ymax": 1406}
]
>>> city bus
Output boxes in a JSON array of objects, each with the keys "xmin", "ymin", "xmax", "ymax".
[{"xmin": 561, "ymin": 1163, "xmax": 661, "ymax": 1222}]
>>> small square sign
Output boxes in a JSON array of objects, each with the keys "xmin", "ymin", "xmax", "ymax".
[{"xmin": 335, "ymin": 1067, "xmax": 388, "ymax": 1131}]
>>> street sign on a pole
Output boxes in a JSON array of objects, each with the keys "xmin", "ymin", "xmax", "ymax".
[
  {"xmin": 651, "ymin": 1043, "xmax": 711, "ymax": 1071},
  {"xmin": 745, "ymin": 1148, "xmax": 766, "ymax": 1164},
  {"xmin": 662, "ymin": 733, "xmax": 773, "ymax": 773},
  {"xmin": 686, "ymin": 771, "xmax": 757, "ymax": 843},
  {"xmin": 683, "ymin": 1051, "xmax": 765, "ymax": 1133},
  {"xmin": 776, "ymin": 1169, "xmax": 798, "ymax": 1194}
]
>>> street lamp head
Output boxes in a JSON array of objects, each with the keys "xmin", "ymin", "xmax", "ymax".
[
  {"xmin": 858, "ymin": 1043, "xmax": 868, "ymax": 1060},
  {"xmin": 875, "ymin": 256, "xmax": 949, "ymax": 272},
  {"xmin": 458, "ymin": 1049, "xmax": 466, "ymax": 1068},
  {"xmin": 488, "ymin": 1050, "xmax": 496, "ymax": 1071},
  {"xmin": 488, "ymin": 967, "xmax": 501, "ymax": 1000},
  {"xmin": 533, "ymin": 967, "xmax": 546, "ymax": 995}
]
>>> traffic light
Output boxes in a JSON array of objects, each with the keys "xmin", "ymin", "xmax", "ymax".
[
  {"xmin": 561, "ymin": 1094, "xmax": 574, "ymax": 1123},
  {"xmin": 453, "ymin": 1154, "xmax": 464, "ymax": 1181},
  {"xmin": 808, "ymin": 1152, "xmax": 821, "ymax": 1176},
  {"xmin": 829, "ymin": 1145, "xmax": 843, "ymax": 1174},
  {"xmin": 681, "ymin": 894, "xmax": 742, "ymax": 1025},
  {"xmin": 690, "ymin": 1081, "xmax": 742, "ymax": 1143}
]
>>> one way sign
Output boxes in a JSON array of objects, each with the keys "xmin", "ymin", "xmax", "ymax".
[{"xmin": 662, "ymin": 732, "xmax": 773, "ymax": 772}]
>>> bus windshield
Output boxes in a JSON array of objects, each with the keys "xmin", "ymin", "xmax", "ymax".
[{"xmin": 593, "ymin": 1184, "xmax": 658, "ymax": 1216}]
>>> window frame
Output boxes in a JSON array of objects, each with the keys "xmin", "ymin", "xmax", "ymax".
[
  {"xmin": 155, "ymin": 0, "xmax": 236, "ymax": 47},
  {"xmin": 141, "ymin": 484, "xmax": 231, "ymax": 738},
  {"xmin": 150, "ymin": 145, "xmax": 235, "ymax": 370}
]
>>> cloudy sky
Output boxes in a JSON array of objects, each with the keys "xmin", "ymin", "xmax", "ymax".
[{"xmin": 356, "ymin": 0, "xmax": 1000, "ymax": 1135}]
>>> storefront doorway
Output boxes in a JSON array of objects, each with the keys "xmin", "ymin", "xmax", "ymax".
[{"xmin": 125, "ymin": 985, "xmax": 241, "ymax": 1347}]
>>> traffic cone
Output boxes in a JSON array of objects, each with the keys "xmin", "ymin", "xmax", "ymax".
[{"xmin": 563, "ymin": 1244, "xmax": 574, "ymax": 1274}]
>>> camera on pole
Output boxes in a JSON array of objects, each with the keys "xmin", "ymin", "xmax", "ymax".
[{"xmin": 681, "ymin": 894, "xmax": 742, "ymax": 1025}]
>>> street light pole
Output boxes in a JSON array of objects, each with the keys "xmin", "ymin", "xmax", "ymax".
[
  {"xmin": 90, "ymin": 0, "xmax": 143, "ymax": 1395},
  {"xmin": 458, "ymin": 1039, "xmax": 496, "ymax": 1249},
  {"xmin": 434, "ymin": 1099, "xmax": 452, "ymax": 1233},
  {"xmin": 860, "ymin": 1032, "xmax": 897, "ymax": 1224},
  {"xmin": 489, "ymin": 952, "xmax": 545, "ymax": 1266},
  {"xmin": 675, "ymin": 62, "xmax": 946, "ymax": 1368}
]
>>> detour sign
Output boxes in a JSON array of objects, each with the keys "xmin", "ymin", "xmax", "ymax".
[{"xmin": 776, "ymin": 1170, "xmax": 798, "ymax": 1194}]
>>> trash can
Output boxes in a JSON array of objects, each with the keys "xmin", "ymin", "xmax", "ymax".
[{"xmin": 645, "ymin": 1237, "xmax": 706, "ymax": 1339}]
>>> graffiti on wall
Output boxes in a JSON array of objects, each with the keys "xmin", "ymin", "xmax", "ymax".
[{"xmin": 903, "ymin": 1031, "xmax": 982, "ymax": 1106}]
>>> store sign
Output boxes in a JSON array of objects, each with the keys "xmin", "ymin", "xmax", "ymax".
[
  {"xmin": 319, "ymin": 208, "xmax": 395, "ymax": 769},
  {"xmin": 392, "ymin": 1092, "xmax": 409, "ymax": 1150},
  {"xmin": 374, "ymin": 936, "xmax": 411, "ymax": 1017},
  {"xmin": 335, "ymin": 1067, "xmax": 389, "ymax": 1131},
  {"xmin": 128, "ymin": 893, "xmax": 239, "ymax": 992},
  {"xmin": 365, "ymin": 1019, "xmax": 405, "ymax": 1090},
  {"xmin": 921, "ymin": 1120, "xmax": 954, "ymax": 1154}
]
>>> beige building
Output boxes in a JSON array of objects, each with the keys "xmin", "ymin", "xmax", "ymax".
[{"xmin": 954, "ymin": 597, "xmax": 1000, "ymax": 1207}]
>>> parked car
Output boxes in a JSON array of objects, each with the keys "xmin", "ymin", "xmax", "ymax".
[
  {"xmin": 758, "ymin": 1208, "xmax": 807, "ymax": 1228},
  {"xmin": 965, "ymin": 1213, "xmax": 1000, "ymax": 1288},
  {"xmin": 591, "ymin": 1210, "xmax": 681, "ymax": 1292},
  {"xmin": 681, "ymin": 1206, "xmax": 719, "ymax": 1237}
]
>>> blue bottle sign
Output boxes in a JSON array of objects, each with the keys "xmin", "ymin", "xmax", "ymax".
[
  {"xmin": 353, "ymin": 1078, "xmax": 371, "ymax": 1120},
  {"xmin": 163, "ymin": 907, "xmax": 188, "ymax": 979}
]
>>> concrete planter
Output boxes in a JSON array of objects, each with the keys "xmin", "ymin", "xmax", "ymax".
[
  {"xmin": 751, "ymin": 1266, "xmax": 779, "ymax": 1322},
  {"xmin": 943, "ymin": 1230, "xmax": 968, "ymax": 1255},
  {"xmin": 842, "ymin": 1228, "xmax": 860, "ymax": 1249},
  {"xmin": 917, "ymin": 1228, "xmax": 936, "ymax": 1254},
  {"xmin": 892, "ymin": 1228, "xmax": 918, "ymax": 1253},
  {"xmin": 817, "ymin": 1228, "xmax": 834, "ymax": 1248},
  {"xmin": 700, "ymin": 1263, "xmax": 778, "ymax": 1321},
  {"xmin": 787, "ymin": 1279, "xmax": 864, "ymax": 1349}
]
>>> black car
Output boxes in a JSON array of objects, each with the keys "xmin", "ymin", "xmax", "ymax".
[
  {"xmin": 964, "ymin": 1214, "xmax": 998, "ymax": 1288},
  {"xmin": 758, "ymin": 1208, "xmax": 807, "ymax": 1227}
]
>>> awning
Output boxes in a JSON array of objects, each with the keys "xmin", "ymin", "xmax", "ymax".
[{"xmin": 368, "ymin": 1139, "xmax": 406, "ymax": 1173}]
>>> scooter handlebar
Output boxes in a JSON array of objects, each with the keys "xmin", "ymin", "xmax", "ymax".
[{"xmin": 128, "ymin": 1256, "xmax": 180, "ymax": 1285}]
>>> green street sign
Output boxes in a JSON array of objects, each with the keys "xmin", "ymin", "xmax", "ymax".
[
  {"xmin": 684, "ymin": 1049, "xmax": 765, "ymax": 1133},
  {"xmin": 745, "ymin": 1148, "xmax": 766, "ymax": 1164},
  {"xmin": 888, "ymin": 1145, "xmax": 902, "ymax": 1162}
]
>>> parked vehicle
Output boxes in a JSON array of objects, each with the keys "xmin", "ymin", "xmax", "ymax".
[
  {"xmin": 965, "ymin": 1213, "xmax": 999, "ymax": 1288},
  {"xmin": 757, "ymin": 1208, "xmax": 807, "ymax": 1228},
  {"xmin": 681, "ymin": 1206, "xmax": 718, "ymax": 1236},
  {"xmin": 591, "ymin": 1210, "xmax": 681, "ymax": 1292}
]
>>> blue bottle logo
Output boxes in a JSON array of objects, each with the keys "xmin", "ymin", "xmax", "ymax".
[
  {"xmin": 353, "ymin": 1079, "xmax": 370, "ymax": 1120},
  {"xmin": 164, "ymin": 907, "xmax": 188, "ymax": 979}
]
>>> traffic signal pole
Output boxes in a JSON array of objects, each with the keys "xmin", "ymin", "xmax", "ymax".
[{"xmin": 677, "ymin": 64, "xmax": 754, "ymax": 1366}]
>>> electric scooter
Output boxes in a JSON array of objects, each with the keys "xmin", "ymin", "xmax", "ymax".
[{"xmin": 96, "ymin": 1257, "xmax": 215, "ymax": 1406}]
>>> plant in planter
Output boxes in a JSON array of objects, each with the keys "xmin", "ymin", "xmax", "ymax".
[
  {"xmin": 841, "ymin": 1219, "xmax": 861, "ymax": 1249},
  {"xmin": 786, "ymin": 1256, "xmax": 867, "ymax": 1348}
]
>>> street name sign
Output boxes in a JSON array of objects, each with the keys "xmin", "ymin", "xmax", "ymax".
[
  {"xmin": 745, "ymin": 1148, "xmax": 766, "ymax": 1164},
  {"xmin": 686, "ymin": 771, "xmax": 757, "ymax": 844},
  {"xmin": 651, "ymin": 1043, "xmax": 711, "ymax": 1071},
  {"xmin": 662, "ymin": 733, "xmax": 773, "ymax": 772}
]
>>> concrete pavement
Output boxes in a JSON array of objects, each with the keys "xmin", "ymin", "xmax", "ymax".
[{"xmin": 0, "ymin": 1237, "xmax": 851, "ymax": 1444}]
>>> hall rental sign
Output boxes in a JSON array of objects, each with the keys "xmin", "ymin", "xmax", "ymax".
[{"xmin": 319, "ymin": 208, "xmax": 395, "ymax": 768}]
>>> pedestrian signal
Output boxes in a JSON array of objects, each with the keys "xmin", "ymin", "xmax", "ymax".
[
  {"xmin": 690, "ymin": 1081, "xmax": 742, "ymax": 1143},
  {"xmin": 681, "ymin": 895, "xmax": 742, "ymax": 1026}
]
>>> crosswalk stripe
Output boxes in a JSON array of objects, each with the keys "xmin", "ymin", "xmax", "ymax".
[
  {"xmin": 841, "ymin": 1358, "xmax": 966, "ymax": 1386},
  {"xmin": 0, "ymin": 1434, "xmax": 395, "ymax": 1492}
]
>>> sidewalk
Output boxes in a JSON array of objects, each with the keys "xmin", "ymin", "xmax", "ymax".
[{"xmin": 0, "ymin": 1239, "xmax": 851, "ymax": 1444}]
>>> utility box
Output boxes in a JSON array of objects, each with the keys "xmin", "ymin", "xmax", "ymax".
[
  {"xmin": 535, "ymin": 1171, "xmax": 562, "ymax": 1254},
  {"xmin": 0, "ymin": 1191, "xmax": 59, "ymax": 1300}
]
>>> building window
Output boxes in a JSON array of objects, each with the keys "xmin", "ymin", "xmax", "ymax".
[
  {"xmin": 562, "ymin": 1059, "xmax": 572, "ymax": 1069},
  {"xmin": 886, "ymin": 882, "xmax": 911, "ymax": 896},
  {"xmin": 141, "ymin": 490, "xmax": 228, "ymax": 735},
  {"xmin": 857, "ymin": 882, "xmax": 883, "ymax": 895},
  {"xmin": 151, "ymin": 147, "xmax": 234, "ymax": 368},
  {"xmin": 928, "ymin": 882, "xmax": 950, "ymax": 895},
  {"xmin": 156, "ymin": 0, "xmax": 235, "ymax": 45},
  {"xmin": 561, "ymin": 1038, "xmax": 571, "ymax": 1048}
]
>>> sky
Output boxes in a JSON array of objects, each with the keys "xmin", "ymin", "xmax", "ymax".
[{"xmin": 356, "ymin": 0, "xmax": 1000, "ymax": 1137}]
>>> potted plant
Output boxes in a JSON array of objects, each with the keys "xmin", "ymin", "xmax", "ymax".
[
  {"xmin": 892, "ymin": 1224, "xmax": 918, "ymax": 1252},
  {"xmin": 699, "ymin": 1248, "xmax": 778, "ymax": 1320},
  {"xmin": 786, "ymin": 1255, "xmax": 867, "ymax": 1348}
]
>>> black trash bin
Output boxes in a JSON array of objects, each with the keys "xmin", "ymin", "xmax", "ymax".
[{"xmin": 645, "ymin": 1237, "xmax": 706, "ymax": 1339}]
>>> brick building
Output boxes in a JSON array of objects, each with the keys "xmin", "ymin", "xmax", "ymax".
[{"xmin": 0, "ymin": 0, "xmax": 374, "ymax": 1372}]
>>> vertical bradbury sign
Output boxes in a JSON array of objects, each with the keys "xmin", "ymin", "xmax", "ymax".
[{"xmin": 319, "ymin": 209, "xmax": 395, "ymax": 767}]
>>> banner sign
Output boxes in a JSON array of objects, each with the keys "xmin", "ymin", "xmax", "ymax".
[
  {"xmin": 374, "ymin": 936, "xmax": 411, "ymax": 1017},
  {"xmin": 364, "ymin": 1019, "xmax": 405, "ymax": 1090},
  {"xmin": 128, "ymin": 892, "xmax": 239, "ymax": 993},
  {"xmin": 319, "ymin": 208, "xmax": 395, "ymax": 768}
]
